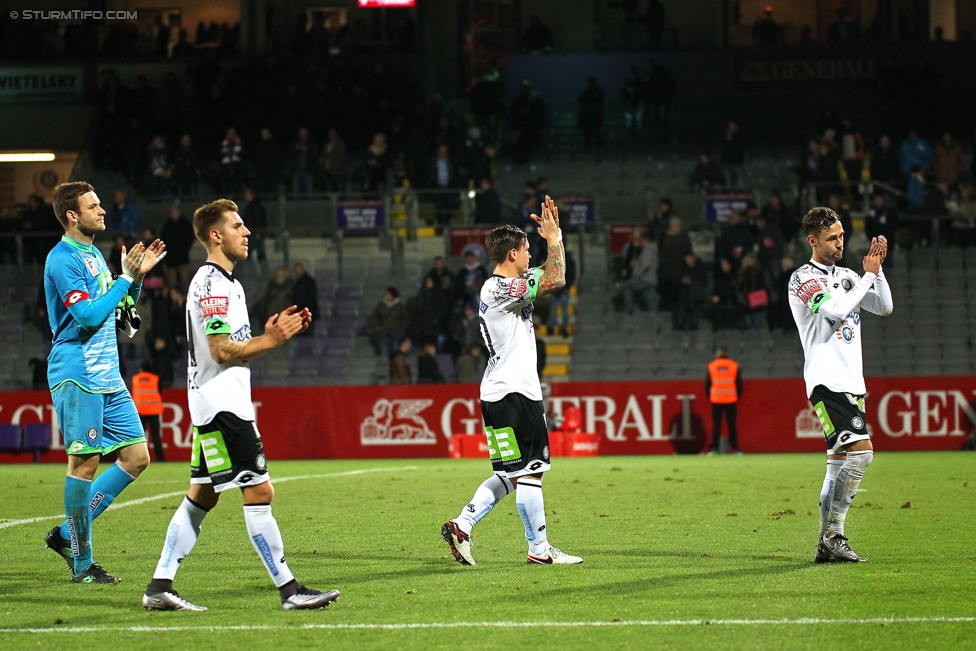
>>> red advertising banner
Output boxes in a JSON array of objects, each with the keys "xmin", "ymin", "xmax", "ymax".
[{"xmin": 1, "ymin": 377, "xmax": 973, "ymax": 464}]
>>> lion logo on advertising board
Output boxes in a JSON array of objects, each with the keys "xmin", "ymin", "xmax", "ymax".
[{"xmin": 360, "ymin": 399, "xmax": 436, "ymax": 445}]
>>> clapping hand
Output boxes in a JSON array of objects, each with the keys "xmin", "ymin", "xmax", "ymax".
[
  {"xmin": 530, "ymin": 195, "xmax": 561, "ymax": 244},
  {"xmin": 121, "ymin": 239, "xmax": 167, "ymax": 281}
]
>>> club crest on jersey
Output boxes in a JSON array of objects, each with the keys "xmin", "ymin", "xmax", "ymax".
[
  {"xmin": 87, "ymin": 427, "xmax": 97, "ymax": 441},
  {"xmin": 796, "ymin": 279, "xmax": 820, "ymax": 304},
  {"xmin": 200, "ymin": 296, "xmax": 229, "ymax": 317},
  {"xmin": 841, "ymin": 325, "xmax": 854, "ymax": 342},
  {"xmin": 64, "ymin": 290, "xmax": 89, "ymax": 307},
  {"xmin": 842, "ymin": 278, "xmax": 853, "ymax": 291},
  {"xmin": 851, "ymin": 416, "xmax": 864, "ymax": 429},
  {"xmin": 83, "ymin": 257, "xmax": 99, "ymax": 276},
  {"xmin": 508, "ymin": 278, "xmax": 527, "ymax": 298}
]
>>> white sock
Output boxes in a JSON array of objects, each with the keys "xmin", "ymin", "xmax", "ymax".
[
  {"xmin": 827, "ymin": 451, "xmax": 874, "ymax": 535},
  {"xmin": 455, "ymin": 474, "xmax": 512, "ymax": 535},
  {"xmin": 819, "ymin": 459, "xmax": 844, "ymax": 534},
  {"xmin": 516, "ymin": 478, "xmax": 549, "ymax": 556},
  {"xmin": 244, "ymin": 504, "xmax": 296, "ymax": 588},
  {"xmin": 153, "ymin": 497, "xmax": 209, "ymax": 581}
]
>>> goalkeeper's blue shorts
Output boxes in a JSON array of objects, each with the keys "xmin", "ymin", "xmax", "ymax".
[{"xmin": 53, "ymin": 381, "xmax": 146, "ymax": 456}]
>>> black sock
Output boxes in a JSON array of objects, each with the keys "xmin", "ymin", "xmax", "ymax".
[
  {"xmin": 278, "ymin": 578, "xmax": 301, "ymax": 602},
  {"xmin": 147, "ymin": 578, "xmax": 173, "ymax": 594}
]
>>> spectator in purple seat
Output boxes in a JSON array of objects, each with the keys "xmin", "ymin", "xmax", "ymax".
[
  {"xmin": 866, "ymin": 193, "xmax": 898, "ymax": 265},
  {"xmin": 172, "ymin": 134, "xmax": 202, "ymax": 199},
  {"xmin": 455, "ymin": 252, "xmax": 488, "ymax": 310},
  {"xmin": 251, "ymin": 127, "xmax": 283, "ymax": 195},
  {"xmin": 291, "ymin": 263, "xmax": 319, "ymax": 336},
  {"xmin": 430, "ymin": 144, "xmax": 459, "ymax": 225},
  {"xmin": 753, "ymin": 210, "xmax": 784, "ymax": 295},
  {"xmin": 870, "ymin": 134, "xmax": 901, "ymax": 185},
  {"xmin": 673, "ymin": 252, "xmax": 706, "ymax": 331},
  {"xmin": 716, "ymin": 209, "xmax": 754, "ymax": 270},
  {"xmin": 289, "ymin": 126, "xmax": 319, "ymax": 195},
  {"xmin": 622, "ymin": 66, "xmax": 645, "ymax": 134},
  {"xmin": 368, "ymin": 286, "xmax": 409, "ymax": 358},
  {"xmin": 646, "ymin": 197, "xmax": 673, "ymax": 247},
  {"xmin": 417, "ymin": 340, "xmax": 445, "ymax": 384},
  {"xmin": 709, "ymin": 257, "xmax": 741, "ymax": 331},
  {"xmin": 475, "ymin": 177, "xmax": 503, "ymax": 224},
  {"xmin": 932, "ymin": 131, "xmax": 965, "ymax": 185},
  {"xmin": 738, "ymin": 253, "xmax": 765, "ymax": 331},
  {"xmin": 410, "ymin": 276, "xmax": 450, "ymax": 351},
  {"xmin": 321, "ymin": 127, "xmax": 349, "ymax": 192},
  {"xmin": 721, "ymin": 120, "xmax": 745, "ymax": 188},
  {"xmin": 762, "ymin": 192, "xmax": 797, "ymax": 248},
  {"xmin": 948, "ymin": 184, "xmax": 976, "ymax": 248},
  {"xmin": 690, "ymin": 151, "xmax": 724, "ymax": 192},
  {"xmin": 577, "ymin": 76, "xmax": 604, "ymax": 149},
  {"xmin": 455, "ymin": 343, "xmax": 487, "ymax": 383},
  {"xmin": 147, "ymin": 135, "xmax": 174, "ymax": 196},
  {"xmin": 907, "ymin": 164, "xmax": 925, "ymax": 213},
  {"xmin": 509, "ymin": 80, "xmax": 546, "ymax": 164},
  {"xmin": 659, "ymin": 217, "xmax": 692, "ymax": 311},
  {"xmin": 364, "ymin": 133, "xmax": 391, "ymax": 191},
  {"xmin": 424, "ymin": 256, "xmax": 455, "ymax": 302},
  {"xmin": 109, "ymin": 189, "xmax": 141, "ymax": 239},
  {"xmin": 826, "ymin": 194, "xmax": 853, "ymax": 264},
  {"xmin": 242, "ymin": 187, "xmax": 269, "ymax": 278},
  {"xmin": 390, "ymin": 337, "xmax": 413, "ymax": 384},
  {"xmin": 798, "ymin": 138, "xmax": 822, "ymax": 185},
  {"xmin": 622, "ymin": 228, "xmax": 657, "ymax": 315},
  {"xmin": 255, "ymin": 266, "xmax": 293, "ymax": 328},
  {"xmin": 159, "ymin": 201, "xmax": 195, "ymax": 291},
  {"xmin": 219, "ymin": 126, "xmax": 244, "ymax": 194}
]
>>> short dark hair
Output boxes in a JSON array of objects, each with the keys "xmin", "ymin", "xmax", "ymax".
[
  {"xmin": 802, "ymin": 206, "xmax": 839, "ymax": 236},
  {"xmin": 485, "ymin": 225, "xmax": 527, "ymax": 264},
  {"xmin": 52, "ymin": 181, "xmax": 94, "ymax": 229},
  {"xmin": 385, "ymin": 286, "xmax": 399, "ymax": 299},
  {"xmin": 193, "ymin": 198, "xmax": 238, "ymax": 248}
]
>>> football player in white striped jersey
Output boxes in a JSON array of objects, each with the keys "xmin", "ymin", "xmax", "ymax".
[{"xmin": 789, "ymin": 206, "xmax": 892, "ymax": 563}]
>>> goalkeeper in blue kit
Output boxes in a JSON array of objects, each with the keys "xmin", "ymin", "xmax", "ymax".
[{"xmin": 43, "ymin": 181, "xmax": 166, "ymax": 584}]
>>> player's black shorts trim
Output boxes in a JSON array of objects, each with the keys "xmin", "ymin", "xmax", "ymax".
[
  {"xmin": 480, "ymin": 392, "xmax": 550, "ymax": 476},
  {"xmin": 809, "ymin": 385, "xmax": 870, "ymax": 454},
  {"xmin": 190, "ymin": 412, "xmax": 269, "ymax": 492}
]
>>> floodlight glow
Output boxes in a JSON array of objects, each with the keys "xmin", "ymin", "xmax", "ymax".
[{"xmin": 0, "ymin": 153, "xmax": 56, "ymax": 162}]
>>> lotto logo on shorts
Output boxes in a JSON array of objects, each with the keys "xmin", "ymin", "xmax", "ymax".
[
  {"xmin": 508, "ymin": 279, "xmax": 527, "ymax": 298},
  {"xmin": 200, "ymin": 296, "xmax": 229, "ymax": 317},
  {"xmin": 64, "ymin": 290, "xmax": 89, "ymax": 307}
]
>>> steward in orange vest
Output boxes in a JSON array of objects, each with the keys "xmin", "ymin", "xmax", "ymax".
[
  {"xmin": 705, "ymin": 347, "xmax": 742, "ymax": 454},
  {"xmin": 133, "ymin": 362, "xmax": 165, "ymax": 461}
]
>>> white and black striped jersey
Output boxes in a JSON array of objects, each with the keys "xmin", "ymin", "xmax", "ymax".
[
  {"xmin": 478, "ymin": 269, "xmax": 543, "ymax": 402},
  {"xmin": 187, "ymin": 262, "xmax": 255, "ymax": 425},
  {"xmin": 789, "ymin": 259, "xmax": 893, "ymax": 398}
]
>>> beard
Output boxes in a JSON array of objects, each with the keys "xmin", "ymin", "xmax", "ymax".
[{"xmin": 77, "ymin": 218, "xmax": 104, "ymax": 237}]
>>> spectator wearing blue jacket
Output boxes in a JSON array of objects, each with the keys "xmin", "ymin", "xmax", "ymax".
[
  {"xmin": 109, "ymin": 189, "xmax": 141, "ymax": 239},
  {"xmin": 899, "ymin": 129, "xmax": 932, "ymax": 175}
]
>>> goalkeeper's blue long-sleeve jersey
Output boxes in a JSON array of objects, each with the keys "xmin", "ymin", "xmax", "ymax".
[{"xmin": 44, "ymin": 235, "xmax": 141, "ymax": 393}]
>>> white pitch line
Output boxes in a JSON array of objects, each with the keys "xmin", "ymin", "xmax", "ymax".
[
  {"xmin": 1, "ymin": 616, "xmax": 974, "ymax": 635},
  {"xmin": 0, "ymin": 466, "xmax": 417, "ymax": 530}
]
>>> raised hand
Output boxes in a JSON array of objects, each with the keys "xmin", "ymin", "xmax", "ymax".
[
  {"xmin": 863, "ymin": 237, "xmax": 883, "ymax": 275},
  {"xmin": 530, "ymin": 202, "xmax": 559, "ymax": 244},
  {"xmin": 264, "ymin": 305, "xmax": 304, "ymax": 345},
  {"xmin": 121, "ymin": 239, "xmax": 167, "ymax": 279}
]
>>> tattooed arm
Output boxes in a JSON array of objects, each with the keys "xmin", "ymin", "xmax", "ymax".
[{"xmin": 532, "ymin": 195, "xmax": 567, "ymax": 297}]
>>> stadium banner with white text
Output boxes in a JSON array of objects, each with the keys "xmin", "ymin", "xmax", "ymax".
[{"xmin": 1, "ymin": 376, "xmax": 973, "ymax": 463}]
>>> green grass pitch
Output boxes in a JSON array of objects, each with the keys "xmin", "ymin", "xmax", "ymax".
[{"xmin": 1, "ymin": 453, "xmax": 974, "ymax": 650}]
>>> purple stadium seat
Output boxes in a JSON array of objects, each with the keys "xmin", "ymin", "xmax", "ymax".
[
  {"xmin": 0, "ymin": 424, "xmax": 21, "ymax": 451},
  {"xmin": 22, "ymin": 423, "xmax": 51, "ymax": 462}
]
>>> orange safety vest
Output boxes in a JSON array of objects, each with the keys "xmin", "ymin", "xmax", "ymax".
[
  {"xmin": 132, "ymin": 372, "xmax": 164, "ymax": 415},
  {"xmin": 708, "ymin": 358, "xmax": 739, "ymax": 404}
]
